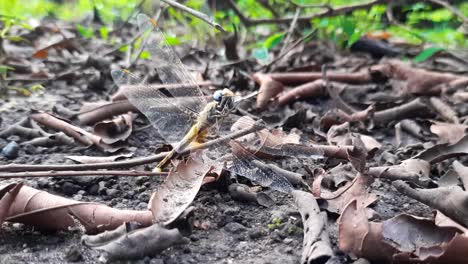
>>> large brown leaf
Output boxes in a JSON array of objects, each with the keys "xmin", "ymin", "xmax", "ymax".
[
  {"xmin": 413, "ymin": 135, "xmax": 468, "ymax": 163},
  {"xmin": 150, "ymin": 153, "xmax": 212, "ymax": 225},
  {"xmin": 322, "ymin": 173, "xmax": 377, "ymax": 214},
  {"xmin": 339, "ymin": 200, "xmax": 468, "ymax": 263},
  {"xmin": 1, "ymin": 183, "xmax": 152, "ymax": 234},
  {"xmin": 82, "ymin": 223, "xmax": 185, "ymax": 260},
  {"xmin": 0, "ymin": 182, "xmax": 23, "ymax": 224}
]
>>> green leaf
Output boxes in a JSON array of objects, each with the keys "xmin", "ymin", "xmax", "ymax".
[
  {"xmin": 0, "ymin": 65, "xmax": 14, "ymax": 75},
  {"xmin": 4, "ymin": 35, "xmax": 27, "ymax": 42},
  {"xmin": 139, "ymin": 50, "xmax": 151, "ymax": 59},
  {"xmin": 8, "ymin": 86, "xmax": 31, "ymax": 96},
  {"xmin": 119, "ymin": 45, "xmax": 129, "ymax": 52},
  {"xmin": 99, "ymin": 26, "xmax": 109, "ymax": 40},
  {"xmin": 252, "ymin": 47, "xmax": 269, "ymax": 64},
  {"xmin": 413, "ymin": 46, "xmax": 445, "ymax": 62},
  {"xmin": 347, "ymin": 31, "xmax": 362, "ymax": 47},
  {"xmin": 0, "ymin": 19, "xmax": 11, "ymax": 37},
  {"xmin": 165, "ymin": 36, "xmax": 181, "ymax": 46},
  {"xmin": 341, "ymin": 18, "xmax": 355, "ymax": 37},
  {"xmin": 76, "ymin": 24, "xmax": 94, "ymax": 38},
  {"xmin": 28, "ymin": 84, "xmax": 45, "ymax": 92},
  {"xmin": 263, "ymin": 32, "xmax": 285, "ymax": 49}
]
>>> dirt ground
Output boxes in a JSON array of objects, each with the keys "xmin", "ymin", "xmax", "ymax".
[
  {"xmin": 0, "ymin": 65, "xmax": 434, "ymax": 264},
  {"xmin": 1, "ymin": 16, "xmax": 467, "ymax": 264}
]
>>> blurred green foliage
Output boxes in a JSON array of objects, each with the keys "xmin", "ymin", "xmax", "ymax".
[{"xmin": 0, "ymin": 0, "xmax": 466, "ymax": 52}]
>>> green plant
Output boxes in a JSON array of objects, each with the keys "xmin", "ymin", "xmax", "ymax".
[
  {"xmin": 0, "ymin": 15, "xmax": 32, "ymax": 42},
  {"xmin": 267, "ymin": 217, "xmax": 283, "ymax": 231},
  {"xmin": 0, "ymin": 65, "xmax": 45, "ymax": 96}
]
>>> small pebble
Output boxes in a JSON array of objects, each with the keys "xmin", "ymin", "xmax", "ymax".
[
  {"xmin": 248, "ymin": 229, "xmax": 265, "ymax": 240},
  {"xmin": 1, "ymin": 141, "xmax": 19, "ymax": 159},
  {"xmin": 98, "ymin": 181, "xmax": 107, "ymax": 195},
  {"xmin": 61, "ymin": 182, "xmax": 80, "ymax": 195},
  {"xmin": 135, "ymin": 176, "xmax": 149, "ymax": 186},
  {"xmin": 106, "ymin": 188, "xmax": 121, "ymax": 198},
  {"xmin": 137, "ymin": 202, "xmax": 148, "ymax": 209},
  {"xmin": 223, "ymin": 207, "xmax": 240, "ymax": 216},
  {"xmin": 138, "ymin": 192, "xmax": 150, "ymax": 202},
  {"xmin": 224, "ymin": 222, "xmax": 247, "ymax": 233}
]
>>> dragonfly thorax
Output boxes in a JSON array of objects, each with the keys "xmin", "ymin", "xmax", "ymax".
[{"xmin": 213, "ymin": 88, "xmax": 236, "ymax": 113}]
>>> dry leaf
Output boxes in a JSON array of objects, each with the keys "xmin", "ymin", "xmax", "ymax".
[
  {"xmin": 293, "ymin": 190, "xmax": 334, "ymax": 264},
  {"xmin": 322, "ymin": 173, "xmax": 377, "ymax": 214},
  {"xmin": 252, "ymin": 73, "xmax": 284, "ymax": 109},
  {"xmin": 31, "ymin": 110, "xmax": 123, "ymax": 152},
  {"xmin": 413, "ymin": 134, "xmax": 468, "ymax": 163},
  {"xmin": 453, "ymin": 161, "xmax": 468, "ymax": 190},
  {"xmin": 278, "ymin": 79, "xmax": 325, "ymax": 106},
  {"xmin": 82, "ymin": 223, "xmax": 185, "ymax": 260},
  {"xmin": 93, "ymin": 113, "xmax": 135, "ymax": 144},
  {"xmin": 66, "ymin": 153, "xmax": 133, "ymax": 164},
  {"xmin": 2, "ymin": 183, "xmax": 152, "ymax": 234},
  {"xmin": 393, "ymin": 180, "xmax": 468, "ymax": 228},
  {"xmin": 0, "ymin": 183, "xmax": 23, "ymax": 224},
  {"xmin": 150, "ymin": 153, "xmax": 212, "ymax": 225},
  {"xmin": 339, "ymin": 200, "xmax": 468, "ymax": 263},
  {"xmin": 430, "ymin": 123, "xmax": 467, "ymax": 144}
]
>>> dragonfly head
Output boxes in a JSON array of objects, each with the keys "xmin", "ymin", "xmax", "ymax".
[
  {"xmin": 213, "ymin": 88, "xmax": 236, "ymax": 112},
  {"xmin": 213, "ymin": 88, "xmax": 234, "ymax": 101}
]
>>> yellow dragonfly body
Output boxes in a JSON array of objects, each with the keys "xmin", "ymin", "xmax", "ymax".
[
  {"xmin": 112, "ymin": 14, "xmax": 296, "ymax": 193},
  {"xmin": 155, "ymin": 88, "xmax": 235, "ymax": 171}
]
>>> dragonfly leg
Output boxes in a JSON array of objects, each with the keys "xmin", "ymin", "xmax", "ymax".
[{"xmin": 153, "ymin": 149, "xmax": 177, "ymax": 172}]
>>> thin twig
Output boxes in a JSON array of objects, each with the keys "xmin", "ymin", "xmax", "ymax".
[
  {"xmin": 101, "ymin": 29, "xmax": 144, "ymax": 57},
  {"xmin": 160, "ymin": 0, "xmax": 226, "ymax": 32},
  {"xmin": 279, "ymin": 7, "xmax": 301, "ymax": 55},
  {"xmin": 290, "ymin": 1, "xmax": 333, "ymax": 10},
  {"xmin": 0, "ymin": 170, "xmax": 168, "ymax": 179},
  {"xmin": 0, "ymin": 120, "xmax": 265, "ymax": 173},
  {"xmin": 130, "ymin": 9, "xmax": 163, "ymax": 67},
  {"xmin": 264, "ymin": 29, "xmax": 316, "ymax": 70}
]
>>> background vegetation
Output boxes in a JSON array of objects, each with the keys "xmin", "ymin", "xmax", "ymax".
[{"xmin": 1, "ymin": 0, "xmax": 467, "ymax": 51}]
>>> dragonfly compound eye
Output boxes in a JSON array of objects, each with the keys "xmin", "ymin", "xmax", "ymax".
[{"xmin": 213, "ymin": 90, "xmax": 223, "ymax": 102}]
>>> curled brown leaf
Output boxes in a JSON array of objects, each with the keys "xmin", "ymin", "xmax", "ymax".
[
  {"xmin": 31, "ymin": 110, "xmax": 123, "ymax": 152},
  {"xmin": 339, "ymin": 199, "xmax": 468, "ymax": 263},
  {"xmin": 369, "ymin": 60, "xmax": 468, "ymax": 95},
  {"xmin": 393, "ymin": 180, "xmax": 468, "ymax": 228},
  {"xmin": 413, "ymin": 134, "xmax": 468, "ymax": 163},
  {"xmin": 2, "ymin": 183, "xmax": 152, "ymax": 234},
  {"xmin": 82, "ymin": 223, "xmax": 185, "ymax": 260},
  {"xmin": 293, "ymin": 190, "xmax": 334, "ymax": 264},
  {"xmin": 278, "ymin": 79, "xmax": 326, "ymax": 106},
  {"xmin": 93, "ymin": 113, "xmax": 136, "ymax": 144},
  {"xmin": 252, "ymin": 73, "xmax": 284, "ymax": 109}
]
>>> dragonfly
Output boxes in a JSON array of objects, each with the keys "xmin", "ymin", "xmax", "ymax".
[{"xmin": 112, "ymin": 14, "xmax": 308, "ymax": 193}]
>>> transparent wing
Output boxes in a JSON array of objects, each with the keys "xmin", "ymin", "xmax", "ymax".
[
  {"xmin": 111, "ymin": 69, "xmax": 196, "ymax": 144},
  {"xmin": 136, "ymin": 13, "xmax": 208, "ymax": 113},
  {"xmin": 228, "ymin": 145, "xmax": 295, "ymax": 193},
  {"xmin": 201, "ymin": 117, "xmax": 285, "ymax": 193}
]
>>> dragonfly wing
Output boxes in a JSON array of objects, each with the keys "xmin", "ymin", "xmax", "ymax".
[
  {"xmin": 111, "ymin": 70, "xmax": 195, "ymax": 144},
  {"xmin": 136, "ymin": 14, "xmax": 208, "ymax": 113},
  {"xmin": 227, "ymin": 152, "xmax": 294, "ymax": 193},
  {"xmin": 199, "ymin": 115, "xmax": 292, "ymax": 193}
]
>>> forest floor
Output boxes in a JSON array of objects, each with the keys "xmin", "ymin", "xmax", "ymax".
[{"xmin": 1, "ymin": 12, "xmax": 468, "ymax": 264}]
